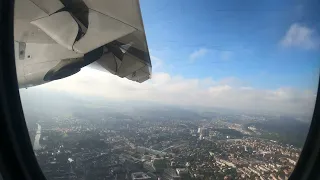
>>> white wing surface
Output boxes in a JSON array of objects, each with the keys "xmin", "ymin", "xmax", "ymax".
[{"xmin": 14, "ymin": 0, "xmax": 152, "ymax": 88}]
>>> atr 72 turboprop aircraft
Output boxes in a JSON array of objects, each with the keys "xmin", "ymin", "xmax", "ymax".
[{"xmin": 14, "ymin": 0, "xmax": 152, "ymax": 88}]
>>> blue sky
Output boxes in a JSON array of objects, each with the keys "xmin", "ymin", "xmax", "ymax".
[{"xmin": 140, "ymin": 0, "xmax": 320, "ymax": 91}]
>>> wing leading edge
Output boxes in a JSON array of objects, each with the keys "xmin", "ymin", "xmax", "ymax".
[{"xmin": 14, "ymin": 0, "xmax": 152, "ymax": 88}]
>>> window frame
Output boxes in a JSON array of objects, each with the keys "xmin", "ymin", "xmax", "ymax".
[{"xmin": 0, "ymin": 1, "xmax": 319, "ymax": 180}]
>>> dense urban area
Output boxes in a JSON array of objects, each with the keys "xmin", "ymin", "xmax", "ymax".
[{"xmin": 22, "ymin": 90, "xmax": 311, "ymax": 180}]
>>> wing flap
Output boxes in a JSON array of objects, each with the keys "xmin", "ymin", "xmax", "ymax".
[
  {"xmin": 82, "ymin": 0, "xmax": 144, "ymax": 31},
  {"xmin": 95, "ymin": 53, "xmax": 117, "ymax": 74},
  {"xmin": 29, "ymin": 0, "xmax": 64, "ymax": 15},
  {"xmin": 125, "ymin": 66, "xmax": 151, "ymax": 83},
  {"xmin": 22, "ymin": 43, "xmax": 83, "ymax": 65},
  {"xmin": 31, "ymin": 11, "xmax": 79, "ymax": 51},
  {"xmin": 117, "ymin": 30, "xmax": 148, "ymax": 53},
  {"xmin": 14, "ymin": 0, "xmax": 48, "ymax": 21},
  {"xmin": 73, "ymin": 9, "xmax": 136, "ymax": 54},
  {"xmin": 14, "ymin": 20, "xmax": 56, "ymax": 44}
]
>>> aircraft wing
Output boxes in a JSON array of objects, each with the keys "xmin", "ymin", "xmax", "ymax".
[{"xmin": 14, "ymin": 0, "xmax": 152, "ymax": 88}]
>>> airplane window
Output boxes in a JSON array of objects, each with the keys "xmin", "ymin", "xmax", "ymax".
[{"xmin": 14, "ymin": 0, "xmax": 319, "ymax": 180}]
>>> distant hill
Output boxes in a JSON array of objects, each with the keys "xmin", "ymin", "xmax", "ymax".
[
  {"xmin": 248, "ymin": 117, "xmax": 310, "ymax": 148},
  {"xmin": 19, "ymin": 88, "xmax": 202, "ymax": 122}
]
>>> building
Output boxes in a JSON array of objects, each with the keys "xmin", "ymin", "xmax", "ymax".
[
  {"xmin": 131, "ymin": 172, "xmax": 152, "ymax": 180},
  {"xmin": 198, "ymin": 128, "xmax": 209, "ymax": 138},
  {"xmin": 197, "ymin": 128, "xmax": 201, "ymax": 133},
  {"xmin": 143, "ymin": 161, "xmax": 156, "ymax": 172},
  {"xmin": 287, "ymin": 158, "xmax": 297, "ymax": 165},
  {"xmin": 201, "ymin": 128, "xmax": 209, "ymax": 137},
  {"xmin": 176, "ymin": 168, "xmax": 188, "ymax": 176},
  {"xmin": 177, "ymin": 168, "xmax": 191, "ymax": 179},
  {"xmin": 136, "ymin": 146, "xmax": 167, "ymax": 156},
  {"xmin": 199, "ymin": 135, "xmax": 203, "ymax": 140},
  {"xmin": 163, "ymin": 168, "xmax": 181, "ymax": 180}
]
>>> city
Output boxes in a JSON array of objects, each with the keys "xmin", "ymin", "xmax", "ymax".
[{"xmin": 24, "ymin": 97, "xmax": 308, "ymax": 180}]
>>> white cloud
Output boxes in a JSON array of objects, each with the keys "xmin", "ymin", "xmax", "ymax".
[
  {"xmin": 240, "ymin": 86, "xmax": 254, "ymax": 90},
  {"xmin": 28, "ymin": 67, "xmax": 316, "ymax": 116},
  {"xmin": 189, "ymin": 48, "xmax": 208, "ymax": 62},
  {"xmin": 280, "ymin": 23, "xmax": 319, "ymax": 49},
  {"xmin": 189, "ymin": 48, "xmax": 234, "ymax": 63}
]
